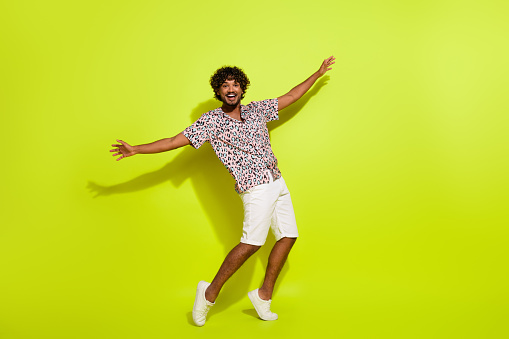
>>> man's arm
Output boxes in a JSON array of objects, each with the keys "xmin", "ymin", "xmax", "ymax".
[
  {"xmin": 277, "ymin": 55, "xmax": 335, "ymax": 111},
  {"xmin": 110, "ymin": 132, "xmax": 190, "ymax": 161}
]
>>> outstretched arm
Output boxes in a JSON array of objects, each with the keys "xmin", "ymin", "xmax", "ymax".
[
  {"xmin": 110, "ymin": 132, "xmax": 190, "ymax": 161},
  {"xmin": 277, "ymin": 55, "xmax": 335, "ymax": 111}
]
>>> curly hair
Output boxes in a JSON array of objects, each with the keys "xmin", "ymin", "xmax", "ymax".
[{"xmin": 210, "ymin": 66, "xmax": 250, "ymax": 101}]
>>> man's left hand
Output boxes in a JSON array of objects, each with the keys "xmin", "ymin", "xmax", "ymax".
[{"xmin": 318, "ymin": 55, "xmax": 335, "ymax": 77}]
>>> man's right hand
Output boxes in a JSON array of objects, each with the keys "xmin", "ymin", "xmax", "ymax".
[{"xmin": 110, "ymin": 139, "xmax": 137, "ymax": 161}]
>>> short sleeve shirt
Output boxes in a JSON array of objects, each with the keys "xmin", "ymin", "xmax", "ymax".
[{"xmin": 183, "ymin": 98, "xmax": 281, "ymax": 193}]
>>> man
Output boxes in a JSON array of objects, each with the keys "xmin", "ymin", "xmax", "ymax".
[{"xmin": 110, "ymin": 56, "xmax": 335, "ymax": 326}]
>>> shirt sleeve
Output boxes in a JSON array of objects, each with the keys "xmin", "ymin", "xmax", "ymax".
[
  {"xmin": 253, "ymin": 98, "xmax": 279, "ymax": 122},
  {"xmin": 182, "ymin": 113, "xmax": 210, "ymax": 149}
]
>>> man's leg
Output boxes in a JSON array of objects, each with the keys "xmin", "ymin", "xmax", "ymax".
[
  {"xmin": 258, "ymin": 237, "xmax": 297, "ymax": 301},
  {"xmin": 193, "ymin": 242, "xmax": 260, "ymax": 326},
  {"xmin": 205, "ymin": 242, "xmax": 260, "ymax": 303}
]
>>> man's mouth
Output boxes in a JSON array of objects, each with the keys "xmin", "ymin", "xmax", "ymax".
[{"xmin": 226, "ymin": 94, "xmax": 236, "ymax": 100}]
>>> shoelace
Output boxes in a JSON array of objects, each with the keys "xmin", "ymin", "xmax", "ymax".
[
  {"xmin": 259, "ymin": 300, "xmax": 274, "ymax": 314},
  {"xmin": 195, "ymin": 304, "xmax": 212, "ymax": 319}
]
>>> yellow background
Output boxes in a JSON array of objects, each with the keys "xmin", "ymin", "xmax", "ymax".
[{"xmin": 1, "ymin": 0, "xmax": 508, "ymax": 338}]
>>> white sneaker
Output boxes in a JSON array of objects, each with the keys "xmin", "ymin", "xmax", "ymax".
[
  {"xmin": 248, "ymin": 289, "xmax": 278, "ymax": 321},
  {"xmin": 192, "ymin": 281, "xmax": 214, "ymax": 326}
]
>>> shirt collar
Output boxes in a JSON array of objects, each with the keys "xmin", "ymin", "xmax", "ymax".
[{"xmin": 216, "ymin": 105, "xmax": 249, "ymax": 122}]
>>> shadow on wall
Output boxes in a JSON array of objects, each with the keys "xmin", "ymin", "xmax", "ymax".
[{"xmin": 87, "ymin": 76, "xmax": 329, "ymax": 315}]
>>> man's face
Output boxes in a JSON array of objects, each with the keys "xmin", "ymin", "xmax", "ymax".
[{"xmin": 217, "ymin": 78, "xmax": 243, "ymax": 106}]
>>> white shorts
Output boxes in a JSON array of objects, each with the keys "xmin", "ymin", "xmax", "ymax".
[{"xmin": 239, "ymin": 173, "xmax": 299, "ymax": 246}]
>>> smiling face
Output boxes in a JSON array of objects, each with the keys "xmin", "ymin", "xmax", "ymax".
[
  {"xmin": 210, "ymin": 66, "xmax": 250, "ymax": 104},
  {"xmin": 217, "ymin": 78, "xmax": 243, "ymax": 107}
]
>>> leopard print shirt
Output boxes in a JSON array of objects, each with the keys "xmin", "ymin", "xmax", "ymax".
[{"xmin": 183, "ymin": 98, "xmax": 281, "ymax": 193}]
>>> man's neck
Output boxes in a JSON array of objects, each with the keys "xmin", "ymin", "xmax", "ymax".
[
  {"xmin": 221, "ymin": 102, "xmax": 241, "ymax": 113},
  {"xmin": 221, "ymin": 102, "xmax": 242, "ymax": 121}
]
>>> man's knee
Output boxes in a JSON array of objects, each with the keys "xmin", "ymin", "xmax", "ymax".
[
  {"xmin": 280, "ymin": 236, "xmax": 297, "ymax": 244},
  {"xmin": 238, "ymin": 242, "xmax": 261, "ymax": 256}
]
